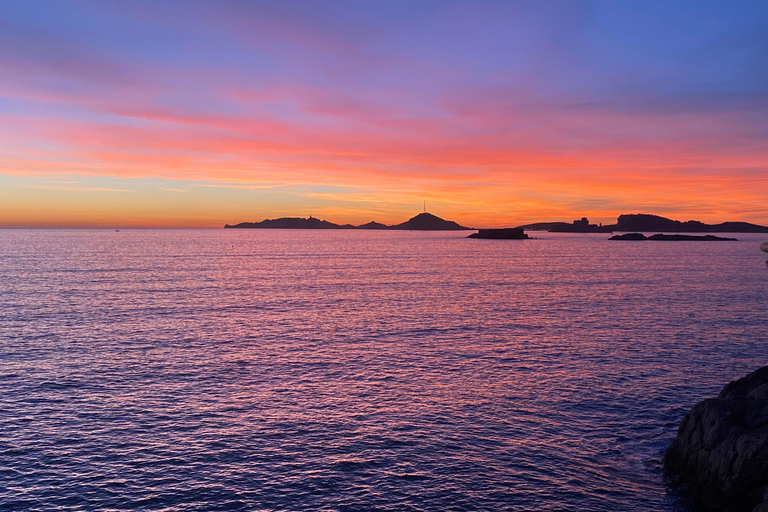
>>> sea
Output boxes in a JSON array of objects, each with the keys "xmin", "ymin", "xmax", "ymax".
[{"xmin": 2, "ymin": 228, "xmax": 767, "ymax": 511}]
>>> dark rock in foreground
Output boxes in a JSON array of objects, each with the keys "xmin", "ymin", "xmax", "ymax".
[
  {"xmin": 664, "ymin": 366, "xmax": 768, "ymax": 512},
  {"xmin": 609, "ymin": 233, "xmax": 738, "ymax": 241},
  {"xmin": 468, "ymin": 228, "xmax": 529, "ymax": 239}
]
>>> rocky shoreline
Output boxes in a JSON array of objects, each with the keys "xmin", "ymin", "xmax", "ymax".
[{"xmin": 665, "ymin": 366, "xmax": 768, "ymax": 512}]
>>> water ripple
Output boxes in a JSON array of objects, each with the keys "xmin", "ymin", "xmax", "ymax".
[{"xmin": 1, "ymin": 229, "xmax": 766, "ymax": 511}]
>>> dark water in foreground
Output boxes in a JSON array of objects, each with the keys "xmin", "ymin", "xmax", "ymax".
[{"xmin": 1, "ymin": 229, "xmax": 767, "ymax": 511}]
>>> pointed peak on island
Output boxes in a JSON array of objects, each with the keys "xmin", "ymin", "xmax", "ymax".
[{"xmin": 391, "ymin": 212, "xmax": 470, "ymax": 230}]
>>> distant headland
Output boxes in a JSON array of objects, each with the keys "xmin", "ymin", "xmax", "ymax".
[{"xmin": 225, "ymin": 212, "xmax": 471, "ymax": 230}]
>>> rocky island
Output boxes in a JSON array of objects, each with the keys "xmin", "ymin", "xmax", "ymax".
[
  {"xmin": 224, "ymin": 216, "xmax": 355, "ymax": 229},
  {"xmin": 516, "ymin": 214, "xmax": 768, "ymax": 233},
  {"xmin": 609, "ymin": 233, "xmax": 738, "ymax": 241},
  {"xmin": 389, "ymin": 212, "xmax": 470, "ymax": 230},
  {"xmin": 517, "ymin": 217, "xmax": 613, "ymax": 233},
  {"xmin": 665, "ymin": 366, "xmax": 768, "ymax": 512},
  {"xmin": 225, "ymin": 212, "xmax": 471, "ymax": 230},
  {"xmin": 610, "ymin": 214, "xmax": 768, "ymax": 233},
  {"xmin": 468, "ymin": 228, "xmax": 529, "ymax": 239}
]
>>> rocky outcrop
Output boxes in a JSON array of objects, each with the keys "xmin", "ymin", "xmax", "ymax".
[
  {"xmin": 468, "ymin": 228, "xmax": 529, "ymax": 239},
  {"xmin": 516, "ymin": 217, "xmax": 613, "ymax": 232},
  {"xmin": 664, "ymin": 366, "xmax": 768, "ymax": 512},
  {"xmin": 613, "ymin": 214, "xmax": 768, "ymax": 233},
  {"xmin": 609, "ymin": 233, "xmax": 738, "ymax": 241},
  {"xmin": 518, "ymin": 214, "xmax": 768, "ymax": 233},
  {"xmin": 609, "ymin": 232, "xmax": 648, "ymax": 240}
]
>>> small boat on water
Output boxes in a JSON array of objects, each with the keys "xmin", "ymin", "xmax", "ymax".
[{"xmin": 762, "ymin": 242, "xmax": 768, "ymax": 265}]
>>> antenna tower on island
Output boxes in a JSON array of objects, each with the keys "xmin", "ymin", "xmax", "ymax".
[{"xmin": 423, "ymin": 200, "xmax": 426, "ymax": 213}]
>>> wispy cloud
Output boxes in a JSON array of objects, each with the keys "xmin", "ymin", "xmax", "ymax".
[
  {"xmin": 191, "ymin": 183, "xmax": 284, "ymax": 190},
  {"xmin": 19, "ymin": 185, "xmax": 133, "ymax": 192},
  {"xmin": 0, "ymin": 0, "xmax": 766, "ymax": 225}
]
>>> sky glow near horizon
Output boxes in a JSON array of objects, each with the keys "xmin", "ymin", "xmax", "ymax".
[{"xmin": 0, "ymin": 0, "xmax": 766, "ymax": 227}]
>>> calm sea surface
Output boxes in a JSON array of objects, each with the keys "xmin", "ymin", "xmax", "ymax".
[{"xmin": 2, "ymin": 229, "xmax": 767, "ymax": 511}]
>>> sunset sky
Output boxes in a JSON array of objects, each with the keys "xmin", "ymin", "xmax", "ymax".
[{"xmin": 1, "ymin": 0, "xmax": 766, "ymax": 227}]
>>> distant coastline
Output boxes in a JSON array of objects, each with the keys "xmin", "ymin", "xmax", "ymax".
[
  {"xmin": 225, "ymin": 212, "xmax": 471, "ymax": 230},
  {"xmin": 225, "ymin": 212, "xmax": 768, "ymax": 233}
]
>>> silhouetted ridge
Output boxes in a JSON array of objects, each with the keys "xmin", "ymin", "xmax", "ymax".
[
  {"xmin": 613, "ymin": 214, "xmax": 768, "ymax": 233},
  {"xmin": 357, "ymin": 221, "xmax": 389, "ymax": 230},
  {"xmin": 226, "ymin": 212, "xmax": 767, "ymax": 232},
  {"xmin": 225, "ymin": 212, "xmax": 470, "ymax": 230},
  {"xmin": 225, "ymin": 216, "xmax": 347, "ymax": 229},
  {"xmin": 515, "ymin": 214, "xmax": 768, "ymax": 233}
]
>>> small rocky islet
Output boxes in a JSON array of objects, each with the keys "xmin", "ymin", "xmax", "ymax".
[
  {"xmin": 610, "ymin": 233, "xmax": 738, "ymax": 241},
  {"xmin": 467, "ymin": 228, "xmax": 529, "ymax": 239},
  {"xmin": 665, "ymin": 366, "xmax": 768, "ymax": 512}
]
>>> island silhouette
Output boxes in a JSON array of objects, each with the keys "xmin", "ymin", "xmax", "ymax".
[
  {"xmin": 516, "ymin": 217, "xmax": 613, "ymax": 233},
  {"xmin": 225, "ymin": 212, "xmax": 471, "ymax": 230},
  {"xmin": 518, "ymin": 214, "xmax": 768, "ymax": 233},
  {"xmin": 468, "ymin": 228, "xmax": 529, "ymax": 239},
  {"xmin": 225, "ymin": 212, "xmax": 768, "ymax": 233},
  {"xmin": 609, "ymin": 233, "xmax": 738, "ymax": 241}
]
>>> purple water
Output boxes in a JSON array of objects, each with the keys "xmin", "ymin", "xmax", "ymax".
[{"xmin": 2, "ymin": 229, "xmax": 767, "ymax": 511}]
